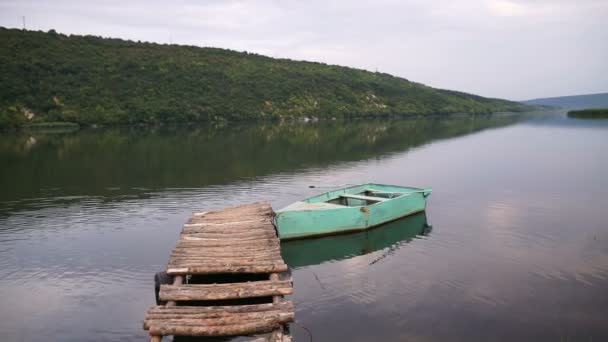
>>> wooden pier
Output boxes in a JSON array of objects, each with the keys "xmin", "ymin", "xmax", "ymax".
[{"xmin": 143, "ymin": 202, "xmax": 294, "ymax": 341}]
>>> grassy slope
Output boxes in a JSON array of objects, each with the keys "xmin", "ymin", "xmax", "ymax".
[{"xmin": 0, "ymin": 28, "xmax": 528, "ymax": 128}]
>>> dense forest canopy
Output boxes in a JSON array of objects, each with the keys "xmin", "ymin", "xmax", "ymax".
[{"xmin": 0, "ymin": 28, "xmax": 530, "ymax": 128}]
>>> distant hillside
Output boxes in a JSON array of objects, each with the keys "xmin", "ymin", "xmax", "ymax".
[
  {"xmin": 522, "ymin": 93, "xmax": 608, "ymax": 110},
  {"xmin": 0, "ymin": 28, "xmax": 529, "ymax": 128}
]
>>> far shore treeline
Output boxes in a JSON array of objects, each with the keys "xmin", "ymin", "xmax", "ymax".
[
  {"xmin": 0, "ymin": 27, "xmax": 531, "ymax": 129},
  {"xmin": 567, "ymin": 108, "xmax": 608, "ymax": 119}
]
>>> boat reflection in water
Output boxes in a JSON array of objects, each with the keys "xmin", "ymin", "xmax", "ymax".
[{"xmin": 280, "ymin": 212, "xmax": 432, "ymax": 269}]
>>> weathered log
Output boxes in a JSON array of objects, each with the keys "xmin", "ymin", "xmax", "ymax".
[
  {"xmin": 168, "ymin": 258, "xmax": 284, "ymax": 265},
  {"xmin": 188, "ymin": 214, "xmax": 273, "ymax": 224},
  {"xmin": 159, "ymin": 280, "xmax": 293, "ymax": 301},
  {"xmin": 145, "ymin": 309, "xmax": 292, "ymax": 321},
  {"xmin": 170, "ymin": 250, "xmax": 281, "ymax": 257},
  {"xmin": 181, "ymin": 231, "xmax": 276, "ymax": 239},
  {"xmin": 194, "ymin": 202, "xmax": 271, "ymax": 214},
  {"xmin": 167, "ymin": 263, "xmax": 288, "ymax": 275},
  {"xmin": 148, "ymin": 320, "xmax": 280, "ymax": 336},
  {"xmin": 189, "ymin": 208, "xmax": 273, "ymax": 221},
  {"xmin": 199, "ymin": 207, "xmax": 274, "ymax": 217},
  {"xmin": 178, "ymin": 236, "xmax": 278, "ymax": 243},
  {"xmin": 179, "ymin": 236, "xmax": 279, "ymax": 244},
  {"xmin": 184, "ymin": 217, "xmax": 273, "ymax": 224},
  {"xmin": 182, "ymin": 223, "xmax": 275, "ymax": 233},
  {"xmin": 167, "ymin": 260, "xmax": 286, "ymax": 268},
  {"xmin": 195, "ymin": 202, "xmax": 272, "ymax": 214},
  {"xmin": 147, "ymin": 302, "xmax": 293, "ymax": 315},
  {"xmin": 184, "ymin": 218, "xmax": 269, "ymax": 228},
  {"xmin": 169, "ymin": 252, "xmax": 282, "ymax": 259},
  {"xmin": 167, "ymin": 261, "xmax": 287, "ymax": 268},
  {"xmin": 169, "ymin": 253, "xmax": 282, "ymax": 260},
  {"xmin": 173, "ymin": 244, "xmax": 280, "ymax": 252},
  {"xmin": 145, "ymin": 312, "xmax": 294, "ymax": 329}
]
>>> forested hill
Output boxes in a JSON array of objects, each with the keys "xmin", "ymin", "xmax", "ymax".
[{"xmin": 0, "ymin": 28, "xmax": 529, "ymax": 128}]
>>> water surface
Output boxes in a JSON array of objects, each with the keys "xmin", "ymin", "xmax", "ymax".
[{"xmin": 0, "ymin": 114, "xmax": 607, "ymax": 341}]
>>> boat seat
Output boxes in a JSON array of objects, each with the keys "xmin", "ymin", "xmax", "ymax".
[{"xmin": 340, "ymin": 194, "xmax": 387, "ymax": 202}]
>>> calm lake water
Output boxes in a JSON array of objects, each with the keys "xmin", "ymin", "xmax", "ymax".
[{"xmin": 1, "ymin": 113, "xmax": 607, "ymax": 341}]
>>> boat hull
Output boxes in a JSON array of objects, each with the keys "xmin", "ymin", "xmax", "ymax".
[{"xmin": 276, "ymin": 183, "xmax": 431, "ymax": 240}]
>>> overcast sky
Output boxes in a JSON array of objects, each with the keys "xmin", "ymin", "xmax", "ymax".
[{"xmin": 1, "ymin": 0, "xmax": 606, "ymax": 100}]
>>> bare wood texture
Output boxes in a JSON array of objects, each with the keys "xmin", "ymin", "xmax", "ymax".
[
  {"xmin": 159, "ymin": 280, "xmax": 293, "ymax": 301},
  {"xmin": 145, "ymin": 312, "xmax": 294, "ymax": 330},
  {"xmin": 167, "ymin": 263, "xmax": 288, "ymax": 275},
  {"xmin": 149, "ymin": 320, "xmax": 279, "ymax": 337},
  {"xmin": 147, "ymin": 302, "xmax": 293, "ymax": 315},
  {"xmin": 145, "ymin": 303, "xmax": 295, "ymax": 337}
]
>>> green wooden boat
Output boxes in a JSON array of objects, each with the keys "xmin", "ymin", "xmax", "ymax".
[
  {"xmin": 281, "ymin": 212, "xmax": 431, "ymax": 268},
  {"xmin": 276, "ymin": 183, "xmax": 432, "ymax": 240}
]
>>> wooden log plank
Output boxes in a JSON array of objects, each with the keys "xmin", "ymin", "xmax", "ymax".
[
  {"xmin": 188, "ymin": 214, "xmax": 273, "ymax": 224},
  {"xmin": 173, "ymin": 244, "xmax": 280, "ymax": 251},
  {"xmin": 169, "ymin": 256, "xmax": 283, "ymax": 262},
  {"xmin": 168, "ymin": 258, "xmax": 283, "ymax": 265},
  {"xmin": 159, "ymin": 280, "xmax": 293, "ymax": 301},
  {"xmin": 195, "ymin": 202, "xmax": 271, "ymax": 214},
  {"xmin": 179, "ymin": 236, "xmax": 278, "ymax": 243},
  {"xmin": 182, "ymin": 225, "xmax": 272, "ymax": 232},
  {"xmin": 184, "ymin": 218, "xmax": 269, "ymax": 228},
  {"xmin": 147, "ymin": 302, "xmax": 293, "ymax": 314},
  {"xmin": 168, "ymin": 257, "xmax": 283, "ymax": 262},
  {"xmin": 171, "ymin": 250, "xmax": 281, "ymax": 257},
  {"xmin": 200, "ymin": 203, "xmax": 272, "ymax": 216},
  {"xmin": 169, "ymin": 252, "xmax": 282, "ymax": 259},
  {"xmin": 184, "ymin": 217, "xmax": 273, "ymax": 225},
  {"xmin": 181, "ymin": 228, "xmax": 276, "ymax": 235},
  {"xmin": 177, "ymin": 238, "xmax": 280, "ymax": 248},
  {"xmin": 190, "ymin": 209, "xmax": 274, "ymax": 221},
  {"xmin": 170, "ymin": 248, "xmax": 281, "ymax": 254},
  {"xmin": 168, "ymin": 259, "xmax": 284, "ymax": 265},
  {"xmin": 182, "ymin": 223, "xmax": 275, "ymax": 233},
  {"xmin": 145, "ymin": 309, "xmax": 292, "ymax": 320},
  {"xmin": 167, "ymin": 263, "xmax": 288, "ymax": 275},
  {"xmin": 181, "ymin": 230, "xmax": 276, "ymax": 238},
  {"xmin": 172, "ymin": 244, "xmax": 280, "ymax": 250},
  {"xmin": 148, "ymin": 319, "xmax": 280, "ymax": 337},
  {"xmin": 192, "ymin": 208, "xmax": 273, "ymax": 217},
  {"xmin": 173, "ymin": 248, "xmax": 279, "ymax": 253},
  {"xmin": 145, "ymin": 312, "xmax": 294, "ymax": 329},
  {"xmin": 167, "ymin": 262, "xmax": 287, "ymax": 270},
  {"xmin": 181, "ymin": 231, "xmax": 276, "ymax": 239},
  {"xmin": 172, "ymin": 248, "xmax": 280, "ymax": 254},
  {"xmin": 197, "ymin": 202, "xmax": 272, "ymax": 214}
]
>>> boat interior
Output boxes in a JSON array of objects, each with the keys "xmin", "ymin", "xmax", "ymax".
[{"xmin": 326, "ymin": 189, "xmax": 407, "ymax": 207}]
